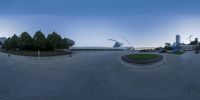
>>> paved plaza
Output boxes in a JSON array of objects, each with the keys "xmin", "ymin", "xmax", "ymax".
[{"xmin": 0, "ymin": 51, "xmax": 200, "ymax": 100}]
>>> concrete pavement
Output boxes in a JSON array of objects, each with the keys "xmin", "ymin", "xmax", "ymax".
[{"xmin": 0, "ymin": 51, "xmax": 200, "ymax": 100}]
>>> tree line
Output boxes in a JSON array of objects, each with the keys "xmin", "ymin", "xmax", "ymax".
[{"xmin": 2, "ymin": 31, "xmax": 75, "ymax": 51}]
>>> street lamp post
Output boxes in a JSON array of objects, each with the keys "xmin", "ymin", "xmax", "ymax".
[{"xmin": 38, "ymin": 50, "xmax": 40, "ymax": 60}]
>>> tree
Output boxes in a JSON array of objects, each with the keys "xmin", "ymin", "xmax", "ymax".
[
  {"xmin": 10, "ymin": 34, "xmax": 19, "ymax": 50},
  {"xmin": 61, "ymin": 38, "xmax": 69, "ymax": 49},
  {"xmin": 190, "ymin": 40, "xmax": 198, "ymax": 45},
  {"xmin": 60, "ymin": 38, "xmax": 75, "ymax": 49},
  {"xmin": 68, "ymin": 38, "xmax": 75, "ymax": 47},
  {"xmin": 3, "ymin": 31, "xmax": 75, "ymax": 51},
  {"xmin": 33, "ymin": 31, "xmax": 46, "ymax": 50},
  {"xmin": 0, "ymin": 42, "xmax": 2, "ymax": 46},
  {"xmin": 164, "ymin": 46, "xmax": 172, "ymax": 51},
  {"xmin": 2, "ymin": 38, "xmax": 11, "ymax": 50},
  {"xmin": 46, "ymin": 32, "xmax": 62, "ymax": 50},
  {"xmin": 19, "ymin": 32, "xmax": 33, "ymax": 50}
]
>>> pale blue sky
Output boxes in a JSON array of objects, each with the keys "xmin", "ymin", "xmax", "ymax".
[{"xmin": 0, "ymin": 0, "xmax": 200, "ymax": 47}]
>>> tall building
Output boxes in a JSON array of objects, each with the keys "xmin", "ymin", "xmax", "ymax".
[
  {"xmin": 176, "ymin": 34, "xmax": 181, "ymax": 44},
  {"xmin": 195, "ymin": 38, "xmax": 198, "ymax": 42}
]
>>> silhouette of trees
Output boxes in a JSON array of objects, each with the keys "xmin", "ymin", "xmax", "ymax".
[
  {"xmin": 9, "ymin": 34, "xmax": 19, "ymax": 50},
  {"xmin": 190, "ymin": 40, "xmax": 198, "ymax": 45},
  {"xmin": 3, "ymin": 37, "xmax": 13, "ymax": 50},
  {"xmin": 2, "ymin": 31, "xmax": 75, "ymax": 51},
  {"xmin": 19, "ymin": 32, "xmax": 33, "ymax": 50},
  {"xmin": 33, "ymin": 31, "xmax": 46, "ymax": 50},
  {"xmin": 46, "ymin": 32, "xmax": 62, "ymax": 50}
]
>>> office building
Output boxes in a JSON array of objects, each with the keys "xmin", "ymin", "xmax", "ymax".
[
  {"xmin": 176, "ymin": 34, "xmax": 181, "ymax": 44},
  {"xmin": 195, "ymin": 38, "xmax": 198, "ymax": 42}
]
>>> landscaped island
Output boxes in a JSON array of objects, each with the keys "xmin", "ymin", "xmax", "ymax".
[
  {"xmin": 122, "ymin": 54, "xmax": 163, "ymax": 64},
  {"xmin": 1, "ymin": 31, "xmax": 75, "ymax": 57}
]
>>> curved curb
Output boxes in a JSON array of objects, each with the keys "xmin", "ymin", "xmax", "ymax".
[
  {"xmin": 121, "ymin": 54, "xmax": 163, "ymax": 64},
  {"xmin": 1, "ymin": 51, "xmax": 72, "ymax": 57},
  {"xmin": 119, "ymin": 54, "xmax": 166, "ymax": 69}
]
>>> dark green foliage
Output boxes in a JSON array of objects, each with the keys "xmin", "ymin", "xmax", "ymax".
[
  {"xmin": 2, "ymin": 31, "xmax": 75, "ymax": 51},
  {"xmin": 66, "ymin": 38, "xmax": 75, "ymax": 46},
  {"xmin": 46, "ymin": 32, "xmax": 62, "ymax": 50},
  {"xmin": 175, "ymin": 51, "xmax": 185, "ymax": 55},
  {"xmin": 33, "ymin": 31, "xmax": 46, "ymax": 50},
  {"xmin": 9, "ymin": 34, "xmax": 19, "ymax": 50},
  {"xmin": 127, "ymin": 54, "xmax": 159, "ymax": 60},
  {"xmin": 61, "ymin": 38, "xmax": 75, "ymax": 49},
  {"xmin": 19, "ymin": 32, "xmax": 33, "ymax": 50},
  {"xmin": 164, "ymin": 46, "xmax": 172, "ymax": 51},
  {"xmin": 190, "ymin": 40, "xmax": 198, "ymax": 45},
  {"xmin": 2, "ymin": 38, "xmax": 11, "ymax": 50}
]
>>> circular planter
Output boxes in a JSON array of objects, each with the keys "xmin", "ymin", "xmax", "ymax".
[{"xmin": 121, "ymin": 54, "xmax": 163, "ymax": 64}]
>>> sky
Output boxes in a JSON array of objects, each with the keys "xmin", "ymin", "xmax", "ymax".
[{"xmin": 0, "ymin": 0, "xmax": 200, "ymax": 47}]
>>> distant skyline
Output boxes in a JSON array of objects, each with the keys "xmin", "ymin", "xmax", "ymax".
[{"xmin": 1, "ymin": 0, "xmax": 200, "ymax": 47}]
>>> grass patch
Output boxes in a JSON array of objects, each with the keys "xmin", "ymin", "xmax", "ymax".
[
  {"xmin": 175, "ymin": 51, "xmax": 185, "ymax": 55},
  {"xmin": 127, "ymin": 54, "xmax": 159, "ymax": 60},
  {"xmin": 2, "ymin": 50, "xmax": 71, "ymax": 57}
]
